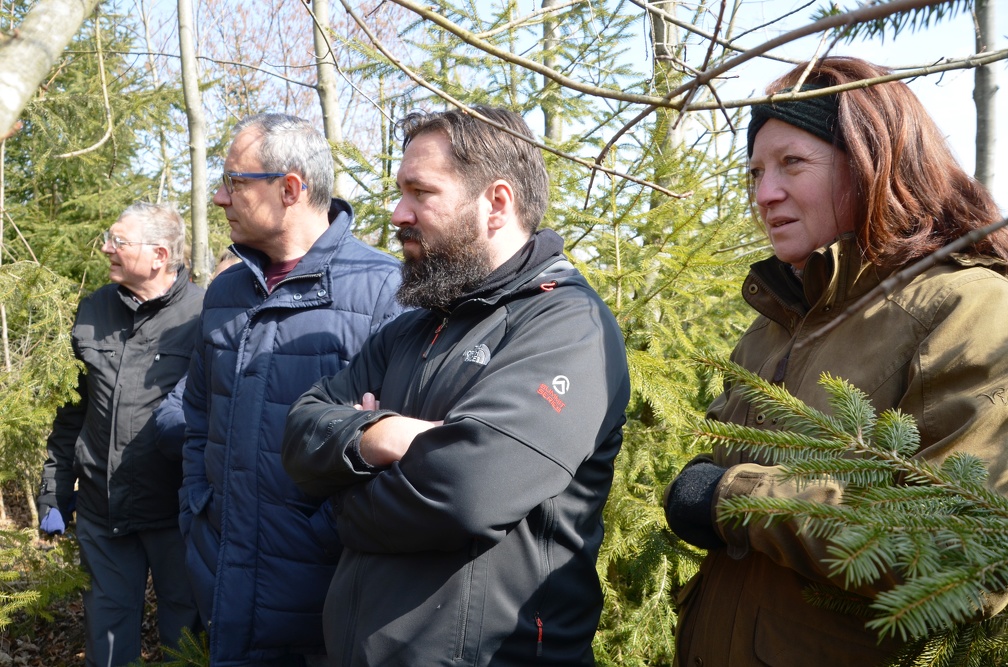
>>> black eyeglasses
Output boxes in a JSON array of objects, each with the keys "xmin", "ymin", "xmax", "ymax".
[
  {"xmin": 102, "ymin": 231, "xmax": 158, "ymax": 252},
  {"xmin": 222, "ymin": 171, "xmax": 307, "ymax": 194}
]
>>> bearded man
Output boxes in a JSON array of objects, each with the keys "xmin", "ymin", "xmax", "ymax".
[{"xmin": 281, "ymin": 105, "xmax": 631, "ymax": 666}]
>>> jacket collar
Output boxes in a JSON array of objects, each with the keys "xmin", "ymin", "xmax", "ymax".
[
  {"xmin": 745, "ymin": 235, "xmax": 888, "ymax": 326},
  {"xmin": 231, "ymin": 198, "xmax": 354, "ymax": 293},
  {"xmin": 445, "ymin": 229, "xmax": 575, "ymax": 312},
  {"xmin": 118, "ymin": 267, "xmax": 193, "ymax": 312}
]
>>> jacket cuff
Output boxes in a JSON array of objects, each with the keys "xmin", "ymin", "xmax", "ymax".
[
  {"xmin": 347, "ymin": 409, "xmax": 398, "ymax": 471},
  {"xmin": 713, "ymin": 465, "xmax": 766, "ymax": 560}
]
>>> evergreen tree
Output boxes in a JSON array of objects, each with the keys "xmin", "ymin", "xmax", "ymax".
[
  {"xmin": 697, "ymin": 354, "xmax": 1008, "ymax": 667},
  {"xmin": 0, "ymin": 3, "xmax": 182, "ymax": 638}
]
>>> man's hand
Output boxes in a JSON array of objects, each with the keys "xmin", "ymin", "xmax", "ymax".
[
  {"xmin": 39, "ymin": 507, "xmax": 66, "ymax": 536},
  {"xmin": 354, "ymin": 392, "xmax": 442, "ymax": 467}
]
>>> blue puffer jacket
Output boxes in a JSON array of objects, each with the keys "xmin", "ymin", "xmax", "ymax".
[{"xmin": 180, "ymin": 199, "xmax": 403, "ymax": 666}]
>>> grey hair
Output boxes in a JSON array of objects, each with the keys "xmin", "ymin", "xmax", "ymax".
[
  {"xmin": 120, "ymin": 201, "xmax": 186, "ymax": 273},
  {"xmin": 233, "ymin": 113, "xmax": 334, "ymax": 213}
]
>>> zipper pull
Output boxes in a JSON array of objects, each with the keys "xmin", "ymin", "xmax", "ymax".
[
  {"xmin": 422, "ymin": 318, "xmax": 448, "ymax": 360},
  {"xmin": 535, "ymin": 613, "xmax": 543, "ymax": 657}
]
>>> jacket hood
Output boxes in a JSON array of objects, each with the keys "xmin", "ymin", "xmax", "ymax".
[{"xmin": 450, "ymin": 228, "xmax": 580, "ymax": 311}]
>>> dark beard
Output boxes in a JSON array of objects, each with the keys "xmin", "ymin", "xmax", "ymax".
[{"xmin": 396, "ymin": 209, "xmax": 494, "ymax": 311}]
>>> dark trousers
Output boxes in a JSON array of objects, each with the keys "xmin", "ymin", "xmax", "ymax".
[{"xmin": 76, "ymin": 514, "xmax": 201, "ymax": 667}]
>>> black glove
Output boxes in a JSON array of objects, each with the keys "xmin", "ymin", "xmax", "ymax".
[{"xmin": 663, "ymin": 460, "xmax": 727, "ymax": 550}]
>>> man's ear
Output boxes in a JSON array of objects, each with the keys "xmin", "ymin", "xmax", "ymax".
[
  {"xmin": 486, "ymin": 179, "xmax": 516, "ymax": 231},
  {"xmin": 281, "ymin": 173, "xmax": 306, "ymax": 206},
  {"xmin": 151, "ymin": 245, "xmax": 170, "ymax": 271}
]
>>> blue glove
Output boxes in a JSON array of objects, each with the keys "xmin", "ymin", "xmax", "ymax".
[
  {"xmin": 40, "ymin": 507, "xmax": 66, "ymax": 535},
  {"xmin": 663, "ymin": 460, "xmax": 727, "ymax": 550}
]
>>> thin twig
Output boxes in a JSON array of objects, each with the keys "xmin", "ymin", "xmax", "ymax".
[
  {"xmin": 56, "ymin": 15, "xmax": 114, "ymax": 159},
  {"xmin": 298, "ymin": 0, "xmax": 393, "ymax": 124},
  {"xmin": 475, "ymin": 0, "xmax": 582, "ymax": 40},
  {"xmin": 796, "ymin": 216, "xmax": 1008, "ymax": 352},
  {"xmin": 339, "ymin": 0, "xmax": 691, "ymax": 201},
  {"xmin": 3, "ymin": 211, "xmax": 40, "ymax": 264}
]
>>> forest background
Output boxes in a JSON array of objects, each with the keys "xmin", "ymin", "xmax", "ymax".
[{"xmin": 0, "ymin": 0, "xmax": 1006, "ymax": 665}]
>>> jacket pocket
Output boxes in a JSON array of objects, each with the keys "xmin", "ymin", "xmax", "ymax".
[
  {"xmin": 149, "ymin": 349, "xmax": 192, "ymax": 395},
  {"xmin": 753, "ymin": 606, "xmax": 891, "ymax": 666},
  {"xmin": 188, "ymin": 485, "xmax": 213, "ymax": 515},
  {"xmin": 453, "ymin": 543, "xmax": 476, "ymax": 661},
  {"xmin": 527, "ymin": 499, "xmax": 556, "ymax": 656},
  {"xmin": 453, "ymin": 539, "xmax": 489, "ymax": 663}
]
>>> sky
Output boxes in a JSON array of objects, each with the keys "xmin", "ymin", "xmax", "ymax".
[{"xmin": 714, "ymin": 1, "xmax": 1008, "ymax": 212}]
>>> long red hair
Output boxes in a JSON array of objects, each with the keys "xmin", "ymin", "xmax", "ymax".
[{"xmin": 760, "ymin": 57, "xmax": 1006, "ymax": 266}]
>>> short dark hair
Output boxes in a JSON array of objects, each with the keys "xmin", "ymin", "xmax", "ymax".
[{"xmin": 396, "ymin": 106, "xmax": 549, "ymax": 234}]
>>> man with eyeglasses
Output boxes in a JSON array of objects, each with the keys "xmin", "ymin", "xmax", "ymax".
[
  {"xmin": 38, "ymin": 202, "xmax": 203, "ymax": 667},
  {"xmin": 179, "ymin": 113, "xmax": 403, "ymax": 667}
]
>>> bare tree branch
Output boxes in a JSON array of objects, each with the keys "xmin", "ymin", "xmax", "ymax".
[
  {"xmin": 55, "ymin": 13, "xmax": 114, "ymax": 159},
  {"xmin": 796, "ymin": 216, "xmax": 1008, "ymax": 353},
  {"xmin": 0, "ymin": 0, "xmax": 102, "ymax": 137},
  {"xmin": 338, "ymin": 0, "xmax": 693, "ymax": 201},
  {"xmin": 476, "ymin": 0, "xmax": 581, "ymax": 40}
]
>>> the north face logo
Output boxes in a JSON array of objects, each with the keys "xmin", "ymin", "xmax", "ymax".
[{"xmin": 462, "ymin": 344, "xmax": 491, "ymax": 366}]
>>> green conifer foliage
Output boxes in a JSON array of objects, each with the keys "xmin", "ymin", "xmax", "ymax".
[
  {"xmin": 0, "ymin": 528, "xmax": 85, "ymax": 630},
  {"xmin": 323, "ymin": 3, "xmax": 760, "ymax": 663},
  {"xmin": 696, "ymin": 354, "xmax": 1008, "ymax": 667}
]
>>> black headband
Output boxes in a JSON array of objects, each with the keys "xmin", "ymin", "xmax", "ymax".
[{"xmin": 747, "ymin": 84, "xmax": 844, "ymax": 157}]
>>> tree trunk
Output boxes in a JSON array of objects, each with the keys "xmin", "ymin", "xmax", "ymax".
[
  {"xmin": 973, "ymin": 0, "xmax": 996, "ymax": 188},
  {"xmin": 541, "ymin": 0, "xmax": 563, "ymax": 142},
  {"xmin": 0, "ymin": 0, "xmax": 102, "ymax": 137},
  {"xmin": 178, "ymin": 0, "xmax": 211, "ymax": 285},
  {"xmin": 648, "ymin": 0, "xmax": 683, "ymax": 165},
  {"xmin": 312, "ymin": 0, "xmax": 348, "ymax": 199}
]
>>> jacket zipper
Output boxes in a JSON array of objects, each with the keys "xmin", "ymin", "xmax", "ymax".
[
  {"xmin": 531, "ymin": 499, "xmax": 555, "ymax": 658},
  {"xmin": 747, "ymin": 273, "xmax": 805, "ymax": 384},
  {"xmin": 535, "ymin": 613, "xmax": 543, "ymax": 657},
  {"xmin": 422, "ymin": 317, "xmax": 448, "ymax": 359},
  {"xmin": 271, "ymin": 271, "xmax": 324, "ymax": 297},
  {"xmin": 341, "ymin": 556, "xmax": 363, "ymax": 667}
]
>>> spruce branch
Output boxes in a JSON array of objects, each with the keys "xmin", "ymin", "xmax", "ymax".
[{"xmin": 700, "ymin": 357, "xmax": 1008, "ymax": 654}]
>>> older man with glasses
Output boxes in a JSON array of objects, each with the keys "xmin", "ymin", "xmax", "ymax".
[
  {"xmin": 38, "ymin": 201, "xmax": 204, "ymax": 667},
  {"xmin": 179, "ymin": 113, "xmax": 403, "ymax": 667}
]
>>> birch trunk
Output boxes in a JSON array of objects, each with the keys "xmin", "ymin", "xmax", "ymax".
[
  {"xmin": 178, "ymin": 0, "xmax": 211, "ymax": 285},
  {"xmin": 973, "ymin": 0, "xmax": 996, "ymax": 188},
  {"xmin": 312, "ymin": 0, "xmax": 348, "ymax": 199},
  {"xmin": 0, "ymin": 0, "xmax": 101, "ymax": 137}
]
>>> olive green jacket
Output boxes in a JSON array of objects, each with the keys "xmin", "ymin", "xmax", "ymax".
[{"xmin": 676, "ymin": 235, "xmax": 1008, "ymax": 667}]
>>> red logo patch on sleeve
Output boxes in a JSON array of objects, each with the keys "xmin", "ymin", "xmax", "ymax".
[{"xmin": 537, "ymin": 383, "xmax": 566, "ymax": 413}]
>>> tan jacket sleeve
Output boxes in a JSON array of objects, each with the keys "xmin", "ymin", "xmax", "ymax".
[{"xmin": 710, "ymin": 267, "xmax": 1008, "ymax": 607}]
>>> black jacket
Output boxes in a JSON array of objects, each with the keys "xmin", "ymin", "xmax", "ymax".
[
  {"xmin": 39, "ymin": 270, "xmax": 204, "ymax": 535},
  {"xmin": 282, "ymin": 232, "xmax": 631, "ymax": 666}
]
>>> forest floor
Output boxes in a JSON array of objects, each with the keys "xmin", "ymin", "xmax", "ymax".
[{"xmin": 0, "ymin": 481, "xmax": 163, "ymax": 667}]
